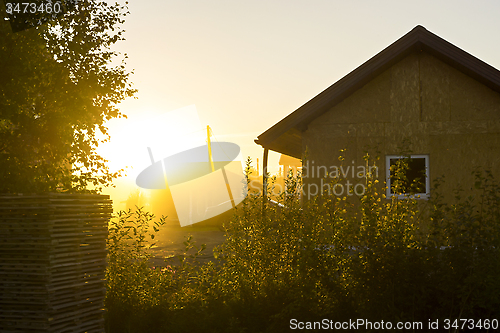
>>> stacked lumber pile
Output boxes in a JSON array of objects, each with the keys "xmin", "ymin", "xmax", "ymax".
[{"xmin": 0, "ymin": 193, "xmax": 112, "ymax": 332}]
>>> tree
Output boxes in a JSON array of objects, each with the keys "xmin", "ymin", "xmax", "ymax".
[{"xmin": 0, "ymin": 0, "xmax": 136, "ymax": 193}]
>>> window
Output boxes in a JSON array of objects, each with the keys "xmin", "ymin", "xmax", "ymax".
[{"xmin": 385, "ymin": 155, "xmax": 429, "ymax": 199}]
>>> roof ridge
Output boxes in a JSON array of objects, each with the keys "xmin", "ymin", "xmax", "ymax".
[{"xmin": 255, "ymin": 26, "xmax": 500, "ymax": 158}]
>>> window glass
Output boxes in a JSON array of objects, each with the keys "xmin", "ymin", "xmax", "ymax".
[{"xmin": 386, "ymin": 155, "xmax": 429, "ymax": 199}]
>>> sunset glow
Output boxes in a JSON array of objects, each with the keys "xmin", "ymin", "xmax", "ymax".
[{"xmin": 98, "ymin": 105, "xmax": 207, "ymax": 175}]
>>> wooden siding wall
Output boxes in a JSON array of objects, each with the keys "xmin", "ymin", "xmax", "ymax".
[
  {"xmin": 0, "ymin": 193, "xmax": 112, "ymax": 332},
  {"xmin": 302, "ymin": 51, "xmax": 500, "ymax": 199}
]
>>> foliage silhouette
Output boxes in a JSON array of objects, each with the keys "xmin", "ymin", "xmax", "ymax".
[
  {"xmin": 0, "ymin": 1, "xmax": 135, "ymax": 193},
  {"xmin": 105, "ymin": 156, "xmax": 500, "ymax": 332}
]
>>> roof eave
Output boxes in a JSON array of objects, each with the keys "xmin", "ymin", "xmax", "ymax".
[{"xmin": 255, "ymin": 26, "xmax": 500, "ymax": 156}]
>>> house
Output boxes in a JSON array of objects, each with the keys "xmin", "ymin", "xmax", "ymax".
[{"xmin": 255, "ymin": 26, "xmax": 500, "ymax": 201}]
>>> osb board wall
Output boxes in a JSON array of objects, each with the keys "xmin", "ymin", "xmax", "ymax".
[
  {"xmin": 303, "ymin": 51, "xmax": 500, "ymax": 199},
  {"xmin": 0, "ymin": 193, "xmax": 112, "ymax": 333}
]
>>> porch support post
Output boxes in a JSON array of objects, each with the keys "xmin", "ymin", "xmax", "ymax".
[{"xmin": 262, "ymin": 148, "xmax": 269, "ymax": 217}]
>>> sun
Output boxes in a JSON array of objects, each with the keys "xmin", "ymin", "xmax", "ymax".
[{"xmin": 96, "ymin": 105, "xmax": 206, "ymax": 178}]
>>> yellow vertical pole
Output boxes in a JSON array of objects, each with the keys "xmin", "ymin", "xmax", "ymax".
[{"xmin": 207, "ymin": 125, "xmax": 215, "ymax": 172}]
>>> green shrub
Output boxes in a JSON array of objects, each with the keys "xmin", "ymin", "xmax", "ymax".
[
  {"xmin": 105, "ymin": 208, "xmax": 170, "ymax": 332},
  {"xmin": 211, "ymin": 156, "xmax": 500, "ymax": 330},
  {"xmin": 104, "ymin": 156, "xmax": 500, "ymax": 332},
  {"xmin": 105, "ymin": 208, "xmax": 218, "ymax": 332}
]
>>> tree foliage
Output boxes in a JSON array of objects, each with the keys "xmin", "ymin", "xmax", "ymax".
[{"xmin": 0, "ymin": 0, "xmax": 135, "ymax": 193}]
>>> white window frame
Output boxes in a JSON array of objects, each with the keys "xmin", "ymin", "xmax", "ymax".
[{"xmin": 385, "ymin": 154, "xmax": 430, "ymax": 199}]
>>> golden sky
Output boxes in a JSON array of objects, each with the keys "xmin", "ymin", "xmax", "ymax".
[{"xmin": 97, "ymin": 0, "xmax": 500, "ymax": 210}]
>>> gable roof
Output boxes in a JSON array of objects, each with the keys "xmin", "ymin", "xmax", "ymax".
[{"xmin": 254, "ymin": 25, "xmax": 500, "ymax": 159}]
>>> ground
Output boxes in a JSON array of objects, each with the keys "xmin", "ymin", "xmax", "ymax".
[{"xmin": 148, "ymin": 225, "xmax": 226, "ymax": 268}]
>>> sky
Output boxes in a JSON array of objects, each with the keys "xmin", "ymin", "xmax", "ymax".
[{"xmin": 97, "ymin": 0, "xmax": 500, "ymax": 209}]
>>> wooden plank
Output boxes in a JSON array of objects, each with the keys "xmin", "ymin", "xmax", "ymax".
[{"xmin": 0, "ymin": 193, "xmax": 110, "ymax": 332}]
